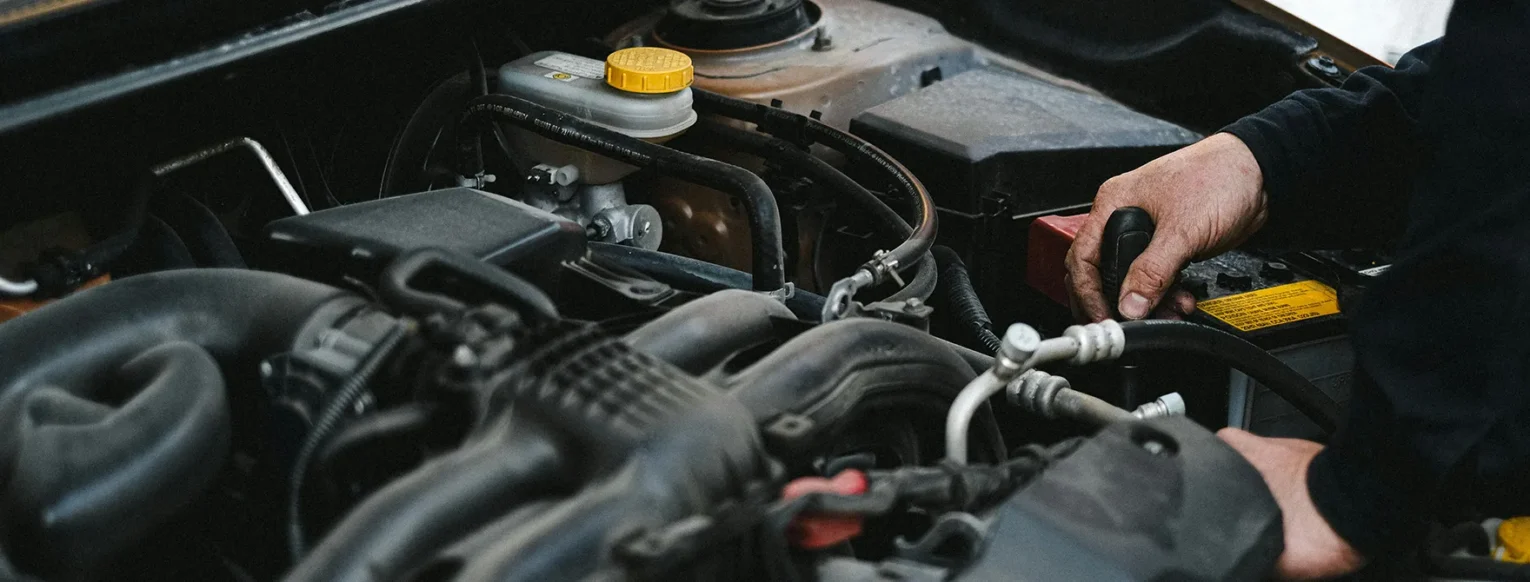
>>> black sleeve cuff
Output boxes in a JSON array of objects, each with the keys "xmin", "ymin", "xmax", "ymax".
[
  {"xmin": 1307, "ymin": 445, "xmax": 1390, "ymax": 557},
  {"xmin": 1305, "ymin": 371, "xmax": 1434, "ymax": 558},
  {"xmin": 1220, "ymin": 118, "xmax": 1291, "ymax": 204},
  {"xmin": 1220, "ymin": 107, "xmax": 1314, "ymax": 250}
]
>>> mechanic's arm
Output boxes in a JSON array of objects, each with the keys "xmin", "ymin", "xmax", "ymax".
[
  {"xmin": 1220, "ymin": 1, "xmax": 1530, "ymax": 578},
  {"xmin": 1066, "ymin": 40, "xmax": 1439, "ymax": 321},
  {"xmin": 1304, "ymin": 0, "xmax": 1530, "ymax": 567}
]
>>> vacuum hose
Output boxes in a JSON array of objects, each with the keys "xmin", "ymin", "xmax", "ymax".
[
  {"xmin": 691, "ymin": 90, "xmax": 936, "ymax": 283},
  {"xmin": 689, "ymin": 120, "xmax": 937, "ymax": 303}
]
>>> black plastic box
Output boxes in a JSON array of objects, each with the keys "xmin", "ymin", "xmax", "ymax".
[{"xmin": 264, "ymin": 188, "xmax": 586, "ymax": 288}]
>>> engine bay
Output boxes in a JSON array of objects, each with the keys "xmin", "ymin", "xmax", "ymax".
[{"xmin": 0, "ymin": 0, "xmax": 1388, "ymax": 579}]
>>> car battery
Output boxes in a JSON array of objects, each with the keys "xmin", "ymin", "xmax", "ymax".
[
  {"xmin": 1027, "ymin": 213, "xmax": 1390, "ymax": 440},
  {"xmin": 1182, "ymin": 250, "xmax": 1382, "ymax": 440}
]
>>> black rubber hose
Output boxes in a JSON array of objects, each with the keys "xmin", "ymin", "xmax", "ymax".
[
  {"xmin": 466, "ymin": 37, "xmax": 489, "ymax": 97},
  {"xmin": 285, "ymin": 415, "xmax": 567, "ymax": 582},
  {"xmin": 151, "ymin": 193, "xmax": 246, "ymax": 268},
  {"xmin": 730, "ymin": 318, "xmax": 1006, "ymax": 461},
  {"xmin": 1119, "ymin": 319, "xmax": 1342, "ymax": 433},
  {"xmin": 623, "ymin": 289, "xmax": 795, "ymax": 375},
  {"xmin": 26, "ymin": 175, "xmax": 156, "ymax": 296},
  {"xmin": 943, "ymin": 337, "xmax": 999, "ymax": 375},
  {"xmin": 287, "ymin": 323, "xmax": 408, "ymax": 560},
  {"xmin": 691, "ymin": 90, "xmax": 936, "ymax": 280},
  {"xmin": 689, "ymin": 121, "xmax": 936, "ymax": 303},
  {"xmin": 0, "ymin": 270, "xmax": 353, "ymax": 576},
  {"xmin": 0, "ymin": 342, "xmax": 230, "ymax": 581},
  {"xmin": 84, "ymin": 176, "xmax": 155, "ymax": 269},
  {"xmin": 689, "ymin": 120, "xmax": 911, "ymax": 240},
  {"xmin": 932, "ymin": 246, "xmax": 1002, "ymax": 353},
  {"xmin": 380, "ymin": 73, "xmax": 474, "ymax": 197},
  {"xmin": 588, "ymin": 243, "xmax": 824, "ymax": 320},
  {"xmin": 886, "ymin": 251, "xmax": 937, "ymax": 304},
  {"xmin": 462, "ymin": 94, "xmax": 786, "ymax": 291},
  {"xmin": 0, "ymin": 269, "xmax": 354, "ymax": 394}
]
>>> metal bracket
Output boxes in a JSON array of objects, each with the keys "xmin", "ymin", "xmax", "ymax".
[{"xmin": 821, "ymin": 268, "xmax": 875, "ymax": 322}]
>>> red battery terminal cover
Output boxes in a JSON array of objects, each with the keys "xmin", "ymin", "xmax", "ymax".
[
  {"xmin": 1026, "ymin": 213, "xmax": 1088, "ymax": 307},
  {"xmin": 781, "ymin": 469, "xmax": 869, "ymax": 550}
]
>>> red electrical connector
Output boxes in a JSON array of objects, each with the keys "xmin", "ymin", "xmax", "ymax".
[{"xmin": 780, "ymin": 469, "xmax": 869, "ymax": 550}]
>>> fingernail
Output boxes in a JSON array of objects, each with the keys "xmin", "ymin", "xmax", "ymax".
[{"xmin": 1119, "ymin": 293, "xmax": 1151, "ymax": 320}]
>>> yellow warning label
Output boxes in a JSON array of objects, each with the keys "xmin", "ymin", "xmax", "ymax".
[{"xmin": 1198, "ymin": 280, "xmax": 1339, "ymax": 332}]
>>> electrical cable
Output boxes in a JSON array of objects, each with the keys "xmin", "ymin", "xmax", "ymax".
[
  {"xmin": 0, "ymin": 275, "xmax": 38, "ymax": 296},
  {"xmin": 932, "ymin": 246, "xmax": 1001, "ymax": 353},
  {"xmin": 287, "ymin": 323, "xmax": 409, "ymax": 561},
  {"xmin": 690, "ymin": 90, "xmax": 935, "ymax": 310}
]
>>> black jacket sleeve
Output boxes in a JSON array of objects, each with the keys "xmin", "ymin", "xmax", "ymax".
[
  {"xmin": 1302, "ymin": 0, "xmax": 1530, "ymax": 557},
  {"xmin": 1221, "ymin": 41, "xmax": 1438, "ymax": 250}
]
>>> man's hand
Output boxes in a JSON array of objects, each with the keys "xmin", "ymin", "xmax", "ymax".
[
  {"xmin": 1218, "ymin": 428, "xmax": 1366, "ymax": 580},
  {"xmin": 1066, "ymin": 133, "xmax": 1269, "ymax": 321}
]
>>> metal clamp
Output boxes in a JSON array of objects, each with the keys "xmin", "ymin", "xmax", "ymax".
[
  {"xmin": 821, "ymin": 268, "xmax": 875, "ymax": 322},
  {"xmin": 762, "ymin": 282, "xmax": 796, "ymax": 302}
]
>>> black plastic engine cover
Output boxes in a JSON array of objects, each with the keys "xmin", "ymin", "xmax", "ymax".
[
  {"xmin": 264, "ymin": 188, "xmax": 586, "ymax": 289},
  {"xmin": 850, "ymin": 66, "xmax": 1200, "ymax": 335},
  {"xmin": 851, "ymin": 67, "xmax": 1198, "ymax": 218},
  {"xmin": 957, "ymin": 417, "xmax": 1282, "ymax": 581}
]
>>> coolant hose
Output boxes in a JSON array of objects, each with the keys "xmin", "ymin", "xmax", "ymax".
[
  {"xmin": 687, "ymin": 121, "xmax": 937, "ymax": 303},
  {"xmin": 0, "ymin": 269, "xmax": 352, "ymax": 392},
  {"xmin": 624, "ymin": 289, "xmax": 795, "ymax": 375},
  {"xmin": 1118, "ymin": 320, "xmax": 1341, "ymax": 433},
  {"xmin": 932, "ymin": 246, "xmax": 1002, "ymax": 353},
  {"xmin": 0, "ymin": 270, "xmax": 353, "ymax": 579},
  {"xmin": 0, "ymin": 342, "xmax": 229, "ymax": 580},
  {"xmin": 689, "ymin": 120, "xmax": 910, "ymax": 241},
  {"xmin": 587, "ymin": 243, "xmax": 826, "ymax": 320},
  {"xmin": 692, "ymin": 90, "xmax": 936, "ymax": 282},
  {"xmin": 462, "ymin": 94, "xmax": 787, "ymax": 291},
  {"xmin": 730, "ymin": 318, "xmax": 1006, "ymax": 460},
  {"xmin": 891, "ymin": 252, "xmax": 937, "ymax": 303},
  {"xmin": 285, "ymin": 415, "xmax": 567, "ymax": 582}
]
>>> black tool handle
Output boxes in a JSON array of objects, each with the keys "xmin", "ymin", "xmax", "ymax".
[{"xmin": 1100, "ymin": 206, "xmax": 1155, "ymax": 318}]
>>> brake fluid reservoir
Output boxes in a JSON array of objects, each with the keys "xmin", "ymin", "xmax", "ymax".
[{"xmin": 498, "ymin": 48, "xmax": 697, "ymax": 184}]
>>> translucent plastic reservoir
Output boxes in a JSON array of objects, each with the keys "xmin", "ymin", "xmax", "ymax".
[{"xmin": 497, "ymin": 50, "xmax": 698, "ymax": 184}]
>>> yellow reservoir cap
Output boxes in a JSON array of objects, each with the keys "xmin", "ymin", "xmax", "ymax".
[
  {"xmin": 606, "ymin": 48, "xmax": 694, "ymax": 94},
  {"xmin": 1499, "ymin": 517, "xmax": 1530, "ymax": 563}
]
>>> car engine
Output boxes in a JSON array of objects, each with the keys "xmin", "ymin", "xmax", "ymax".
[{"xmin": 0, "ymin": 0, "xmax": 1372, "ymax": 579}]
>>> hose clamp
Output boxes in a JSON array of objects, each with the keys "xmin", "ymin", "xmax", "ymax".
[
  {"xmin": 870, "ymin": 250, "xmax": 905, "ymax": 287},
  {"xmin": 762, "ymin": 282, "xmax": 796, "ymax": 302}
]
